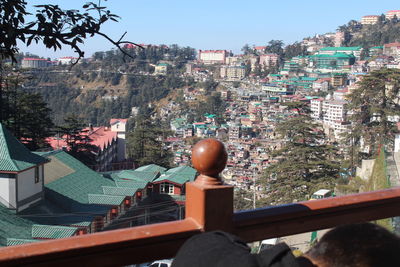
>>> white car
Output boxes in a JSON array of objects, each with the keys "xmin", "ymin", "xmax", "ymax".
[{"xmin": 148, "ymin": 259, "xmax": 173, "ymax": 267}]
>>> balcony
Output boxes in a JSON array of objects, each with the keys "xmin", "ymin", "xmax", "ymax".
[{"xmin": 1, "ymin": 138, "xmax": 400, "ymax": 266}]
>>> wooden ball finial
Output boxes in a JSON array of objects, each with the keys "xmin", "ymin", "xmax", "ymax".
[{"xmin": 192, "ymin": 138, "xmax": 227, "ymax": 185}]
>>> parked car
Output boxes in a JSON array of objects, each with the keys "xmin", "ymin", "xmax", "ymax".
[
  {"xmin": 148, "ymin": 259, "xmax": 173, "ymax": 267},
  {"xmin": 310, "ymin": 189, "xmax": 332, "ymax": 200}
]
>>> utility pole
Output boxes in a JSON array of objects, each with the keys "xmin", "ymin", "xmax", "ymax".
[{"xmin": 253, "ymin": 169, "xmax": 257, "ymax": 209}]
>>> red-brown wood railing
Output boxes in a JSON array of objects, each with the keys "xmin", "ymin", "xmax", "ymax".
[{"xmin": 1, "ymin": 138, "xmax": 400, "ymax": 266}]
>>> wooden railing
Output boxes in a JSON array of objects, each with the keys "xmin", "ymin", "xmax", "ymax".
[{"xmin": 1, "ymin": 138, "xmax": 400, "ymax": 266}]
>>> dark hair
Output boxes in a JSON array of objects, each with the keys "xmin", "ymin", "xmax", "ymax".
[{"xmin": 306, "ymin": 223, "xmax": 400, "ymax": 267}]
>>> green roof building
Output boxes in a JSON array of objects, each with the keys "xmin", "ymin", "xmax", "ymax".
[
  {"xmin": 0, "ymin": 123, "xmax": 48, "ymax": 211},
  {"xmin": 311, "ymin": 53, "xmax": 355, "ymax": 70}
]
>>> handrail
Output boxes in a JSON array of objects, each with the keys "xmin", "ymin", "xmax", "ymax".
[
  {"xmin": 0, "ymin": 139, "xmax": 400, "ymax": 266},
  {"xmin": 0, "ymin": 219, "xmax": 201, "ymax": 267}
]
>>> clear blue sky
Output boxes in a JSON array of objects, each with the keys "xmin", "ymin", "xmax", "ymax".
[{"xmin": 21, "ymin": 0, "xmax": 400, "ymax": 59}]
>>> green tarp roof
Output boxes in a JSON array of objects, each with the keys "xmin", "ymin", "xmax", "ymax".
[{"xmin": 0, "ymin": 123, "xmax": 47, "ymax": 172}]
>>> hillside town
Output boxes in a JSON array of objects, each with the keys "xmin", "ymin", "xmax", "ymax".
[{"xmin": 1, "ymin": 5, "xmax": 400, "ymax": 261}]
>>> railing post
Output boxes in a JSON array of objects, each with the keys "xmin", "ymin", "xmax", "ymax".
[{"xmin": 185, "ymin": 138, "xmax": 234, "ymax": 232}]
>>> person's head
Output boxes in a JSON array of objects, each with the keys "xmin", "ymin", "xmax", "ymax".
[{"xmin": 303, "ymin": 223, "xmax": 400, "ymax": 267}]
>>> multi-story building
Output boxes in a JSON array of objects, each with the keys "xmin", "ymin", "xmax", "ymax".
[
  {"xmin": 198, "ymin": 50, "xmax": 228, "ymax": 65},
  {"xmin": 220, "ymin": 65, "xmax": 246, "ymax": 80},
  {"xmin": 311, "ymin": 53, "xmax": 355, "ymax": 70},
  {"xmin": 310, "ymin": 98, "xmax": 324, "ymax": 120},
  {"xmin": 58, "ymin": 57, "xmax": 80, "ymax": 65},
  {"xmin": 48, "ymin": 119, "xmax": 127, "ymax": 172},
  {"xmin": 386, "ymin": 10, "xmax": 400, "ymax": 20},
  {"xmin": 154, "ymin": 63, "xmax": 169, "ymax": 75},
  {"xmin": 259, "ymin": 54, "xmax": 279, "ymax": 67},
  {"xmin": 318, "ymin": 46, "xmax": 363, "ymax": 59},
  {"xmin": 361, "ymin": 15, "xmax": 380, "ymax": 25},
  {"xmin": 331, "ymin": 74, "xmax": 347, "ymax": 87},
  {"xmin": 383, "ymin": 42, "xmax": 400, "ymax": 58},
  {"xmin": 21, "ymin": 58, "xmax": 48, "ymax": 68}
]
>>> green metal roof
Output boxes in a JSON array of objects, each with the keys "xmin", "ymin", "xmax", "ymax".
[
  {"xmin": 88, "ymin": 194, "xmax": 125, "ymax": 205},
  {"xmin": 114, "ymin": 179, "xmax": 148, "ymax": 188},
  {"xmin": 312, "ymin": 53, "xmax": 354, "ymax": 58},
  {"xmin": 0, "ymin": 204, "xmax": 34, "ymax": 246},
  {"xmin": 135, "ymin": 164, "xmax": 166, "ymax": 173},
  {"xmin": 44, "ymin": 151, "xmax": 115, "ymax": 208},
  {"xmin": 320, "ymin": 46, "xmax": 362, "ymax": 51},
  {"xmin": 102, "ymin": 186, "xmax": 139, "ymax": 196},
  {"xmin": 0, "ymin": 123, "xmax": 47, "ymax": 172},
  {"xmin": 113, "ymin": 169, "xmax": 160, "ymax": 183},
  {"xmin": 153, "ymin": 166, "xmax": 197, "ymax": 185},
  {"xmin": 6, "ymin": 238, "xmax": 40, "ymax": 246},
  {"xmin": 31, "ymin": 224, "xmax": 77, "ymax": 239}
]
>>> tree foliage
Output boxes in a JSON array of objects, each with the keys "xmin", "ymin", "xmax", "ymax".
[
  {"xmin": 127, "ymin": 113, "xmax": 173, "ymax": 168},
  {"xmin": 262, "ymin": 102, "xmax": 340, "ymax": 204},
  {"xmin": 57, "ymin": 114, "xmax": 97, "ymax": 166},
  {"xmin": 0, "ymin": 67, "xmax": 53, "ymax": 150},
  {"xmin": 1, "ymin": 0, "xmax": 140, "ymax": 63},
  {"xmin": 346, "ymin": 68, "xmax": 400, "ymax": 158}
]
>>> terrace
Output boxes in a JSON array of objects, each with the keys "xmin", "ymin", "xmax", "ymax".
[{"xmin": 1, "ymin": 138, "xmax": 400, "ymax": 266}]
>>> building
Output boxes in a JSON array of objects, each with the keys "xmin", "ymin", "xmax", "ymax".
[
  {"xmin": 220, "ymin": 65, "xmax": 246, "ymax": 80},
  {"xmin": 369, "ymin": 46, "xmax": 383, "ymax": 57},
  {"xmin": 386, "ymin": 10, "xmax": 400, "ymax": 20},
  {"xmin": 198, "ymin": 50, "xmax": 228, "ymax": 65},
  {"xmin": 0, "ymin": 124, "xmax": 48, "ymax": 212},
  {"xmin": 58, "ymin": 57, "xmax": 80, "ymax": 65},
  {"xmin": 259, "ymin": 54, "xmax": 279, "ymax": 67},
  {"xmin": 154, "ymin": 63, "xmax": 170, "ymax": 75},
  {"xmin": 48, "ymin": 119, "xmax": 128, "ymax": 172},
  {"xmin": 151, "ymin": 166, "xmax": 196, "ymax": 198},
  {"xmin": 21, "ymin": 58, "xmax": 48, "ymax": 68},
  {"xmin": 334, "ymin": 32, "xmax": 346, "ymax": 47},
  {"xmin": 318, "ymin": 46, "xmax": 363, "ymax": 59},
  {"xmin": 383, "ymin": 42, "xmax": 400, "ymax": 58},
  {"xmin": 311, "ymin": 53, "xmax": 355, "ymax": 70},
  {"xmin": 360, "ymin": 15, "xmax": 380, "ymax": 25},
  {"xmin": 331, "ymin": 74, "xmax": 347, "ymax": 87}
]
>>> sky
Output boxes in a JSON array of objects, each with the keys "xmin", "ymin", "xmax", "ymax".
[{"xmin": 21, "ymin": 0, "xmax": 400, "ymax": 59}]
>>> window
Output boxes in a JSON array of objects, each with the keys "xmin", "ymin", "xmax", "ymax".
[
  {"xmin": 160, "ymin": 182, "xmax": 174, "ymax": 195},
  {"xmin": 34, "ymin": 167, "xmax": 40, "ymax": 184}
]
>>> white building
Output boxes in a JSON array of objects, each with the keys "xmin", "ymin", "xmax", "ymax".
[
  {"xmin": 0, "ymin": 123, "xmax": 48, "ymax": 212},
  {"xmin": 198, "ymin": 50, "xmax": 228, "ymax": 64}
]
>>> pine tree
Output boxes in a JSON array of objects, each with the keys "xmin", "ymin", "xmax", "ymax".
[
  {"xmin": 58, "ymin": 115, "xmax": 96, "ymax": 166},
  {"xmin": 346, "ymin": 68, "xmax": 400, "ymax": 158},
  {"xmin": 262, "ymin": 102, "xmax": 340, "ymax": 204},
  {"xmin": 127, "ymin": 114, "xmax": 173, "ymax": 168}
]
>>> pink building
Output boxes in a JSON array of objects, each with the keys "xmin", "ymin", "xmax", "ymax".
[
  {"xmin": 386, "ymin": 10, "xmax": 400, "ymax": 20},
  {"xmin": 48, "ymin": 119, "xmax": 127, "ymax": 171}
]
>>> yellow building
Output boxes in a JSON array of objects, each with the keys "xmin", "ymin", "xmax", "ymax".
[{"xmin": 361, "ymin": 15, "xmax": 379, "ymax": 25}]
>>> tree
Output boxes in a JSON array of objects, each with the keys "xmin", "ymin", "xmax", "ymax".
[
  {"xmin": 346, "ymin": 69, "xmax": 400, "ymax": 158},
  {"xmin": 262, "ymin": 102, "xmax": 340, "ymax": 204},
  {"xmin": 0, "ymin": 0, "xmax": 141, "ymax": 63},
  {"xmin": 127, "ymin": 114, "xmax": 173, "ymax": 168},
  {"xmin": 241, "ymin": 44, "xmax": 253, "ymax": 55},
  {"xmin": 266, "ymin": 40, "xmax": 284, "ymax": 58},
  {"xmin": 0, "ymin": 67, "xmax": 53, "ymax": 150},
  {"xmin": 57, "ymin": 114, "xmax": 97, "ymax": 166}
]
